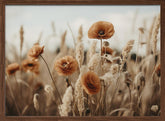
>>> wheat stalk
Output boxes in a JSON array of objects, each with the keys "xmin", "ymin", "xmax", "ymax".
[
  {"xmin": 77, "ymin": 25, "xmax": 83, "ymax": 43},
  {"xmin": 152, "ymin": 14, "xmax": 160, "ymax": 54},
  {"xmin": 75, "ymin": 42, "xmax": 84, "ymax": 68}
]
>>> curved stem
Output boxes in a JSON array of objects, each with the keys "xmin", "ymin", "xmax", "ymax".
[{"xmin": 40, "ymin": 55, "xmax": 62, "ymax": 104}]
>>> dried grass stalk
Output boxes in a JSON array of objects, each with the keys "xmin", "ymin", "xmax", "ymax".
[
  {"xmin": 87, "ymin": 40, "xmax": 97, "ymax": 63},
  {"xmin": 75, "ymin": 42, "xmax": 84, "ymax": 68},
  {"xmin": 75, "ymin": 66, "xmax": 87, "ymax": 115},
  {"xmin": 122, "ymin": 40, "xmax": 135, "ymax": 61},
  {"xmin": 33, "ymin": 93, "xmax": 39, "ymax": 112},
  {"xmin": 147, "ymin": 16, "xmax": 156, "ymax": 55},
  {"xmin": 100, "ymin": 64, "xmax": 119, "ymax": 86},
  {"xmin": 152, "ymin": 14, "xmax": 160, "ymax": 54},
  {"xmin": 20, "ymin": 25, "xmax": 24, "ymax": 54},
  {"xmin": 59, "ymin": 86, "xmax": 73, "ymax": 116},
  {"xmin": 121, "ymin": 40, "xmax": 134, "ymax": 71},
  {"xmin": 77, "ymin": 25, "xmax": 83, "ymax": 43},
  {"xmin": 60, "ymin": 30, "xmax": 67, "ymax": 52},
  {"xmin": 88, "ymin": 53, "xmax": 101, "ymax": 75}
]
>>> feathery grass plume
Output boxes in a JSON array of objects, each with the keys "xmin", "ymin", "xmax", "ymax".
[
  {"xmin": 77, "ymin": 25, "xmax": 83, "ymax": 43},
  {"xmin": 147, "ymin": 16, "xmax": 156, "ymax": 55},
  {"xmin": 44, "ymin": 85, "xmax": 54, "ymax": 107},
  {"xmin": 100, "ymin": 72, "xmax": 113, "ymax": 86},
  {"xmin": 152, "ymin": 14, "xmax": 160, "ymax": 54},
  {"xmin": 60, "ymin": 30, "xmax": 67, "ymax": 52},
  {"xmin": 59, "ymin": 86, "xmax": 73, "ymax": 116},
  {"xmin": 81, "ymin": 71, "xmax": 101, "ymax": 95},
  {"xmin": 75, "ymin": 66, "xmax": 87, "ymax": 116},
  {"xmin": 6, "ymin": 63, "xmax": 20, "ymax": 75},
  {"xmin": 33, "ymin": 93, "xmax": 39, "ymax": 112},
  {"xmin": 122, "ymin": 40, "xmax": 135, "ymax": 61},
  {"xmin": 88, "ymin": 53, "xmax": 101, "ymax": 75},
  {"xmin": 75, "ymin": 78, "xmax": 84, "ymax": 116},
  {"xmin": 102, "ymin": 62, "xmax": 112, "ymax": 73},
  {"xmin": 27, "ymin": 43, "xmax": 44, "ymax": 61},
  {"xmin": 121, "ymin": 40, "xmax": 134, "ymax": 71},
  {"xmin": 110, "ymin": 64, "xmax": 120, "ymax": 75},
  {"xmin": 54, "ymin": 56, "xmax": 78, "ymax": 76},
  {"xmin": 44, "ymin": 84, "xmax": 54, "ymax": 100},
  {"xmin": 87, "ymin": 40, "xmax": 97, "ymax": 63},
  {"xmin": 22, "ymin": 59, "xmax": 40, "ymax": 75},
  {"xmin": 100, "ymin": 64, "xmax": 119, "ymax": 85},
  {"xmin": 75, "ymin": 42, "xmax": 84, "ymax": 68}
]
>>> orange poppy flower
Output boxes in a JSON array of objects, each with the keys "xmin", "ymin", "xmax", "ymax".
[
  {"xmin": 6, "ymin": 63, "xmax": 20, "ymax": 75},
  {"xmin": 27, "ymin": 43, "xmax": 44, "ymax": 61},
  {"xmin": 22, "ymin": 59, "xmax": 40, "ymax": 75},
  {"xmin": 81, "ymin": 71, "xmax": 101, "ymax": 95},
  {"xmin": 54, "ymin": 56, "xmax": 78, "ymax": 76},
  {"xmin": 88, "ymin": 21, "xmax": 115, "ymax": 39}
]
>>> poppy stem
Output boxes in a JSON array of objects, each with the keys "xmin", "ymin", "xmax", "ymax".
[
  {"xmin": 65, "ymin": 77, "xmax": 71, "ymax": 87},
  {"xmin": 40, "ymin": 55, "xmax": 62, "ymax": 104},
  {"xmin": 100, "ymin": 38, "xmax": 103, "ymax": 66},
  {"xmin": 100, "ymin": 39, "xmax": 102, "ymax": 56}
]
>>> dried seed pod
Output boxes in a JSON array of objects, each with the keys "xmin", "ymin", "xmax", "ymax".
[{"xmin": 103, "ymin": 41, "xmax": 109, "ymax": 46}]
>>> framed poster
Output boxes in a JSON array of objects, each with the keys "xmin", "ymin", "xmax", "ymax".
[{"xmin": 0, "ymin": 0, "xmax": 164, "ymax": 121}]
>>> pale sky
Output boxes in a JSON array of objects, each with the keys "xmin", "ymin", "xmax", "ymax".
[{"xmin": 5, "ymin": 5, "xmax": 160, "ymax": 59}]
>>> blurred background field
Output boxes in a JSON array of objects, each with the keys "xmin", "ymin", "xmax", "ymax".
[{"xmin": 6, "ymin": 5, "xmax": 160, "ymax": 58}]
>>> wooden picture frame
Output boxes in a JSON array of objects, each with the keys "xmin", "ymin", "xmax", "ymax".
[{"xmin": 0, "ymin": 0, "xmax": 165, "ymax": 121}]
